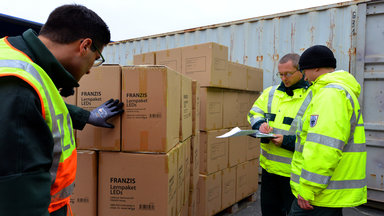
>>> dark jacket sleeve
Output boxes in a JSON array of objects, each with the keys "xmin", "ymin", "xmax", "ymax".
[
  {"xmin": 66, "ymin": 103, "xmax": 90, "ymax": 130},
  {"xmin": 0, "ymin": 77, "xmax": 51, "ymax": 216},
  {"xmin": 281, "ymin": 135, "xmax": 296, "ymax": 152}
]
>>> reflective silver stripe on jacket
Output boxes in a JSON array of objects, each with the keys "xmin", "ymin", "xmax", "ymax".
[
  {"xmin": 248, "ymin": 106, "xmax": 265, "ymax": 127},
  {"xmin": 261, "ymin": 149, "xmax": 292, "ymax": 164},
  {"xmin": 273, "ymin": 128, "xmax": 291, "ymax": 136},
  {"xmin": 0, "ymin": 59, "xmax": 71, "ymax": 199},
  {"xmin": 268, "ymin": 85, "xmax": 278, "ymax": 113},
  {"xmin": 306, "ymin": 133, "xmax": 345, "ymax": 151},
  {"xmin": 289, "ymin": 91, "xmax": 313, "ymax": 134},
  {"xmin": 291, "ymin": 172, "xmax": 366, "ymax": 189},
  {"xmin": 323, "ymin": 84, "xmax": 365, "ymax": 153}
]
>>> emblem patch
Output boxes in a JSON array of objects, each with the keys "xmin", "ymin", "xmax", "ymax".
[{"xmin": 310, "ymin": 115, "xmax": 319, "ymax": 127}]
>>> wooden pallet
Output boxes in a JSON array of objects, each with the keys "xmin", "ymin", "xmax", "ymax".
[{"xmin": 215, "ymin": 193, "xmax": 258, "ymax": 215}]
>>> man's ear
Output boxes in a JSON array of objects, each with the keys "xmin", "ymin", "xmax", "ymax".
[{"xmin": 79, "ymin": 38, "xmax": 92, "ymax": 56}]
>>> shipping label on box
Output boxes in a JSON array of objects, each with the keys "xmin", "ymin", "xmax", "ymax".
[
  {"xmin": 200, "ymin": 87, "xmax": 223, "ymax": 131},
  {"xmin": 133, "ymin": 52, "xmax": 155, "ymax": 65},
  {"xmin": 156, "ymin": 48, "xmax": 182, "ymax": 73},
  {"xmin": 121, "ymin": 66, "xmax": 181, "ymax": 153},
  {"xmin": 76, "ymin": 65, "xmax": 121, "ymax": 151},
  {"xmin": 198, "ymin": 172, "xmax": 222, "ymax": 216},
  {"xmin": 221, "ymin": 167, "xmax": 236, "ymax": 210},
  {"xmin": 70, "ymin": 150, "xmax": 97, "ymax": 216},
  {"xmin": 98, "ymin": 150, "xmax": 178, "ymax": 216},
  {"xmin": 200, "ymin": 130, "xmax": 228, "ymax": 175},
  {"xmin": 182, "ymin": 42, "xmax": 228, "ymax": 87},
  {"xmin": 180, "ymin": 74, "xmax": 192, "ymax": 141}
]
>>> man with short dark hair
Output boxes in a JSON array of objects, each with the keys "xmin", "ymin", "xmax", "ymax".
[
  {"xmin": 0, "ymin": 4, "xmax": 122, "ymax": 216},
  {"xmin": 289, "ymin": 45, "xmax": 366, "ymax": 216},
  {"xmin": 248, "ymin": 53, "xmax": 312, "ymax": 216}
]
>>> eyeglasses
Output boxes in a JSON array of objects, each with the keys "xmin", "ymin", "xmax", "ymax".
[
  {"xmin": 276, "ymin": 70, "xmax": 298, "ymax": 78},
  {"xmin": 91, "ymin": 43, "xmax": 105, "ymax": 67}
]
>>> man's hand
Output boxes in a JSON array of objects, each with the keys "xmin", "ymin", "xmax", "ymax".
[
  {"xmin": 271, "ymin": 134, "xmax": 283, "ymax": 146},
  {"xmin": 298, "ymin": 194, "xmax": 313, "ymax": 210},
  {"xmin": 259, "ymin": 122, "xmax": 273, "ymax": 133},
  {"xmin": 88, "ymin": 99, "xmax": 124, "ymax": 128}
]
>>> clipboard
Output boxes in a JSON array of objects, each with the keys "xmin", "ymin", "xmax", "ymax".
[{"xmin": 216, "ymin": 127, "xmax": 277, "ymax": 138}]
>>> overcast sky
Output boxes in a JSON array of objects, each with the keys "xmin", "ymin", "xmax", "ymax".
[{"xmin": 4, "ymin": 0, "xmax": 351, "ymax": 41}]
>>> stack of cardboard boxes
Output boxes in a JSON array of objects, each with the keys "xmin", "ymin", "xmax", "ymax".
[
  {"xmin": 134, "ymin": 42, "xmax": 263, "ymax": 216},
  {"xmin": 63, "ymin": 42, "xmax": 263, "ymax": 216},
  {"xmin": 64, "ymin": 64, "xmax": 198, "ymax": 216}
]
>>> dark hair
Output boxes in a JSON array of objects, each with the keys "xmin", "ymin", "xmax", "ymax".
[
  {"xmin": 279, "ymin": 53, "xmax": 300, "ymax": 70},
  {"xmin": 39, "ymin": 4, "xmax": 110, "ymax": 49}
]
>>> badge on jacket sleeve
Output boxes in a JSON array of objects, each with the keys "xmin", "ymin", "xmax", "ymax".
[{"xmin": 310, "ymin": 115, "xmax": 319, "ymax": 127}]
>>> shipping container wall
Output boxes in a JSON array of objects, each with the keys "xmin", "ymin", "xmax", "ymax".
[
  {"xmin": 104, "ymin": 2, "xmax": 358, "ymax": 89},
  {"xmin": 104, "ymin": 0, "xmax": 384, "ymax": 203},
  {"xmin": 356, "ymin": 0, "xmax": 384, "ymax": 203}
]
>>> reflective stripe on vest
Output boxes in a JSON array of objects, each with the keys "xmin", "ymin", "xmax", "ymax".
[
  {"xmin": 291, "ymin": 173, "xmax": 366, "ymax": 190},
  {"xmin": 268, "ymin": 85, "xmax": 278, "ymax": 113}
]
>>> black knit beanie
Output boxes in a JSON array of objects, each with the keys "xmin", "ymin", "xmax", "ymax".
[{"xmin": 299, "ymin": 45, "xmax": 336, "ymax": 70}]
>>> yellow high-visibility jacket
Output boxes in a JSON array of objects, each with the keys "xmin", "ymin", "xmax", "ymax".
[
  {"xmin": 291, "ymin": 70, "xmax": 367, "ymax": 207},
  {"xmin": 248, "ymin": 79, "xmax": 312, "ymax": 177}
]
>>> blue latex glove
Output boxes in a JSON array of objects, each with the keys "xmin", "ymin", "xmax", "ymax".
[{"xmin": 88, "ymin": 99, "xmax": 124, "ymax": 128}]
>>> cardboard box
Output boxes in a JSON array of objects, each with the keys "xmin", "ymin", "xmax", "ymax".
[
  {"xmin": 200, "ymin": 129, "xmax": 228, "ymax": 175},
  {"xmin": 238, "ymin": 91, "xmax": 254, "ymax": 127},
  {"xmin": 221, "ymin": 167, "xmax": 236, "ymax": 210},
  {"xmin": 184, "ymin": 138, "xmax": 191, "ymax": 212},
  {"xmin": 70, "ymin": 150, "xmax": 97, "ymax": 216},
  {"xmin": 133, "ymin": 52, "xmax": 155, "ymax": 65},
  {"xmin": 188, "ymin": 185, "xmax": 198, "ymax": 216},
  {"xmin": 156, "ymin": 48, "xmax": 182, "ymax": 73},
  {"xmin": 192, "ymin": 80, "xmax": 200, "ymax": 135},
  {"xmin": 176, "ymin": 142, "xmax": 185, "ymax": 214},
  {"xmin": 246, "ymin": 134, "xmax": 261, "ymax": 160},
  {"xmin": 121, "ymin": 66, "xmax": 181, "ymax": 153},
  {"xmin": 236, "ymin": 162, "xmax": 249, "ymax": 202},
  {"xmin": 200, "ymin": 87, "xmax": 223, "ymax": 131},
  {"xmin": 247, "ymin": 159, "xmax": 260, "ymax": 194},
  {"xmin": 98, "ymin": 150, "xmax": 178, "ymax": 216},
  {"xmin": 190, "ymin": 133, "xmax": 200, "ymax": 190},
  {"xmin": 76, "ymin": 65, "xmax": 121, "ymax": 151},
  {"xmin": 182, "ymin": 42, "xmax": 228, "ymax": 87},
  {"xmin": 228, "ymin": 62, "xmax": 247, "ymax": 90},
  {"xmin": 246, "ymin": 65, "xmax": 263, "ymax": 91},
  {"xmin": 223, "ymin": 89, "xmax": 240, "ymax": 129},
  {"xmin": 228, "ymin": 131, "xmax": 247, "ymax": 167},
  {"xmin": 198, "ymin": 172, "xmax": 222, "ymax": 216},
  {"xmin": 180, "ymin": 74, "xmax": 192, "ymax": 141}
]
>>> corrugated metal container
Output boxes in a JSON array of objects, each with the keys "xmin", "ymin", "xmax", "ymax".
[{"xmin": 104, "ymin": 0, "xmax": 384, "ymax": 203}]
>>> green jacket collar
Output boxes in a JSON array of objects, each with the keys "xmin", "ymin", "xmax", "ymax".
[{"xmin": 18, "ymin": 29, "xmax": 79, "ymax": 89}]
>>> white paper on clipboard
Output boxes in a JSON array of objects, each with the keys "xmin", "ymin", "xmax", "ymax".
[{"xmin": 216, "ymin": 127, "xmax": 277, "ymax": 138}]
